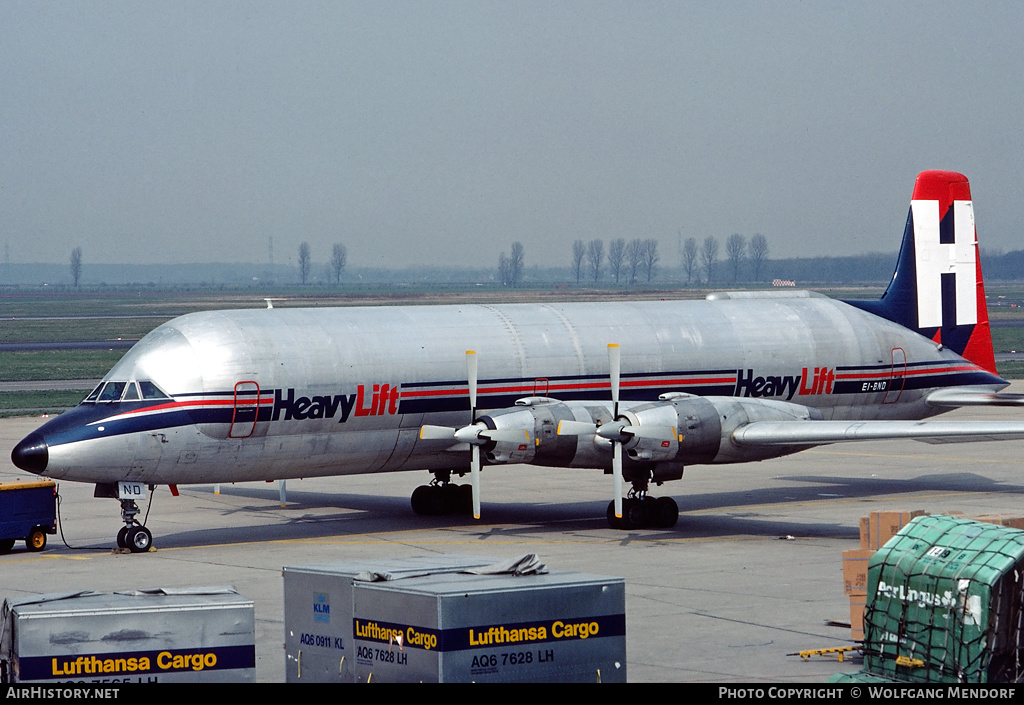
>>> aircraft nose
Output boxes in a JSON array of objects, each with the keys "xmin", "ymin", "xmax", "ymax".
[{"xmin": 11, "ymin": 432, "xmax": 48, "ymax": 474}]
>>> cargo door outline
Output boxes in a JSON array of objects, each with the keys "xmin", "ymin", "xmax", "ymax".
[
  {"xmin": 229, "ymin": 381, "xmax": 260, "ymax": 438},
  {"xmin": 883, "ymin": 348, "xmax": 906, "ymax": 404}
]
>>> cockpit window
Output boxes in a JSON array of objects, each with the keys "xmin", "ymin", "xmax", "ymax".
[
  {"xmin": 98, "ymin": 382, "xmax": 126, "ymax": 402},
  {"xmin": 83, "ymin": 380, "xmax": 171, "ymax": 403},
  {"xmin": 139, "ymin": 381, "xmax": 171, "ymax": 400}
]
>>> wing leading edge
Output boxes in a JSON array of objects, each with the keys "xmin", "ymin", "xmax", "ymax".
[{"xmin": 732, "ymin": 418, "xmax": 1024, "ymax": 447}]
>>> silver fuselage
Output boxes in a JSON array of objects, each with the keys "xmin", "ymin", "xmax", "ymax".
[{"xmin": 30, "ymin": 292, "xmax": 1002, "ymax": 485}]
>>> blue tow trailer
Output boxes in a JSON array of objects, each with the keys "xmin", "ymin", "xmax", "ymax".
[{"xmin": 0, "ymin": 480, "xmax": 57, "ymax": 553}]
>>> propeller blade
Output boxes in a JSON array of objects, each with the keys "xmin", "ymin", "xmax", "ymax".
[
  {"xmin": 608, "ymin": 343, "xmax": 620, "ymax": 416},
  {"xmin": 454, "ymin": 423, "xmax": 529, "ymax": 445},
  {"xmin": 620, "ymin": 425, "xmax": 678, "ymax": 442},
  {"xmin": 471, "ymin": 444, "xmax": 481, "ymax": 519},
  {"xmin": 608, "ymin": 343, "xmax": 623, "ymax": 519},
  {"xmin": 420, "ymin": 425, "xmax": 457, "ymax": 440},
  {"xmin": 467, "ymin": 350, "xmax": 481, "ymax": 519},
  {"xmin": 480, "ymin": 428, "xmax": 530, "ymax": 444},
  {"xmin": 612, "ymin": 440, "xmax": 623, "ymax": 519},
  {"xmin": 557, "ymin": 419, "xmax": 598, "ymax": 436},
  {"xmin": 467, "ymin": 350, "xmax": 478, "ymax": 416}
]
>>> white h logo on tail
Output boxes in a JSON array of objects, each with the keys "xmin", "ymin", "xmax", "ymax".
[{"xmin": 912, "ymin": 199, "xmax": 977, "ymax": 328}]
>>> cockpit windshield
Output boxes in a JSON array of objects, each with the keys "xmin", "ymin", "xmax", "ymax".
[{"xmin": 83, "ymin": 380, "xmax": 172, "ymax": 404}]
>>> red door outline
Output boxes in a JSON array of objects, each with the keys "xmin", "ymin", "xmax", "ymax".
[
  {"xmin": 229, "ymin": 381, "xmax": 260, "ymax": 438},
  {"xmin": 883, "ymin": 348, "xmax": 906, "ymax": 404}
]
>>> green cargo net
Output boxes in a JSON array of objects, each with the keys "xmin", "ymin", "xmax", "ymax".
[{"xmin": 862, "ymin": 515, "xmax": 1024, "ymax": 683}]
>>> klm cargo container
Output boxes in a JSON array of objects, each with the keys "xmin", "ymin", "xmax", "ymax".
[
  {"xmin": 283, "ymin": 554, "xmax": 500, "ymax": 682},
  {"xmin": 862, "ymin": 515, "xmax": 1024, "ymax": 683}
]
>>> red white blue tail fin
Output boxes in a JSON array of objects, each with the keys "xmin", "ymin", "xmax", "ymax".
[{"xmin": 848, "ymin": 171, "xmax": 997, "ymax": 375}]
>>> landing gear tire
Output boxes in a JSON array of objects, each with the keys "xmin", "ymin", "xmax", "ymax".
[
  {"xmin": 606, "ymin": 501, "xmax": 625, "ymax": 530},
  {"xmin": 651, "ymin": 497, "xmax": 679, "ymax": 529},
  {"xmin": 126, "ymin": 526, "xmax": 152, "ymax": 553},
  {"xmin": 26, "ymin": 528, "xmax": 47, "ymax": 552},
  {"xmin": 457, "ymin": 483, "xmax": 473, "ymax": 513},
  {"xmin": 626, "ymin": 499, "xmax": 648, "ymax": 528},
  {"xmin": 411, "ymin": 485, "xmax": 441, "ymax": 515},
  {"xmin": 607, "ymin": 497, "xmax": 678, "ymax": 530},
  {"xmin": 411, "ymin": 484, "xmax": 472, "ymax": 516}
]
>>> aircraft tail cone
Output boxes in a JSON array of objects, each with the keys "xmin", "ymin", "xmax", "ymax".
[{"xmin": 12, "ymin": 432, "xmax": 48, "ymax": 474}]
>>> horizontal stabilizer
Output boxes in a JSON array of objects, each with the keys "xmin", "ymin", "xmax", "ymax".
[
  {"xmin": 732, "ymin": 420, "xmax": 1024, "ymax": 447},
  {"xmin": 926, "ymin": 387, "xmax": 1024, "ymax": 407}
]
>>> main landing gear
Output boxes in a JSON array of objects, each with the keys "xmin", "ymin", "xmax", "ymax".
[
  {"xmin": 410, "ymin": 470, "xmax": 474, "ymax": 516},
  {"xmin": 116, "ymin": 498, "xmax": 152, "ymax": 553},
  {"xmin": 607, "ymin": 476, "xmax": 679, "ymax": 530}
]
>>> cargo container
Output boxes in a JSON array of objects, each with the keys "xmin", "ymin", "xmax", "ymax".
[
  {"xmin": 283, "ymin": 554, "xmax": 501, "ymax": 682},
  {"xmin": 348, "ymin": 568, "xmax": 626, "ymax": 682},
  {"xmin": 0, "ymin": 587, "xmax": 255, "ymax": 683},
  {"xmin": 844, "ymin": 515, "xmax": 1024, "ymax": 683}
]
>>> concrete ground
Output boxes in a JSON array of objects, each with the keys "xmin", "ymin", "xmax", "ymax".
[{"xmin": 3, "ymin": 391, "xmax": 1024, "ymax": 683}]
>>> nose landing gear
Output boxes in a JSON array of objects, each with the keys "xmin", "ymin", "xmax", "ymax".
[
  {"xmin": 116, "ymin": 498, "xmax": 153, "ymax": 553},
  {"xmin": 95, "ymin": 483, "xmax": 155, "ymax": 553}
]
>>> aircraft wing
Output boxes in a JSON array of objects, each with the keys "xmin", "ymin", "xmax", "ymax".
[
  {"xmin": 925, "ymin": 387, "xmax": 1024, "ymax": 407},
  {"xmin": 732, "ymin": 419, "xmax": 1024, "ymax": 447}
]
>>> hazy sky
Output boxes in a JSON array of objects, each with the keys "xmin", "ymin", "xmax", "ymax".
[{"xmin": 2, "ymin": 1, "xmax": 1022, "ymax": 269}]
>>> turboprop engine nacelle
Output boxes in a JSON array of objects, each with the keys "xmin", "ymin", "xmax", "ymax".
[{"xmin": 477, "ymin": 394, "xmax": 823, "ymax": 472}]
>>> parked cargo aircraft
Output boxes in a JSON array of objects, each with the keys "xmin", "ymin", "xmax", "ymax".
[{"xmin": 12, "ymin": 171, "xmax": 1024, "ymax": 551}]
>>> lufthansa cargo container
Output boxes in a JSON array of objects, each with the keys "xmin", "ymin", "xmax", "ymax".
[
  {"xmin": 0, "ymin": 587, "xmax": 255, "ymax": 683},
  {"xmin": 283, "ymin": 554, "xmax": 501, "ymax": 682},
  {"xmin": 350, "ymin": 569, "xmax": 626, "ymax": 683}
]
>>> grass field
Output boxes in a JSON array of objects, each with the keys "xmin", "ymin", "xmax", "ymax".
[
  {"xmin": 0, "ymin": 318, "xmax": 166, "ymax": 343},
  {"xmin": 0, "ymin": 350, "xmax": 126, "ymax": 382},
  {"xmin": 0, "ymin": 389, "xmax": 91, "ymax": 417},
  {"xmin": 2, "ymin": 285, "xmax": 1023, "ymax": 388}
]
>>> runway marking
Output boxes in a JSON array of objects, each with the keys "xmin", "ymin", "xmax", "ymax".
[{"xmin": 0, "ymin": 553, "xmax": 92, "ymax": 564}]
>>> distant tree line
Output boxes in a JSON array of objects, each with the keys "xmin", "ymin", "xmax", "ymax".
[
  {"xmin": 70, "ymin": 247, "xmax": 82, "ymax": 287},
  {"xmin": 296, "ymin": 241, "xmax": 347, "ymax": 286},
  {"xmin": 679, "ymin": 233, "xmax": 769, "ymax": 286},
  {"xmin": 51, "ymin": 236, "xmax": 1024, "ymax": 290},
  {"xmin": 498, "ymin": 242, "xmax": 525, "ymax": 287},
  {"xmin": 568, "ymin": 238, "xmax": 660, "ymax": 285},
  {"xmin": 565, "ymin": 233, "xmax": 769, "ymax": 287}
]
